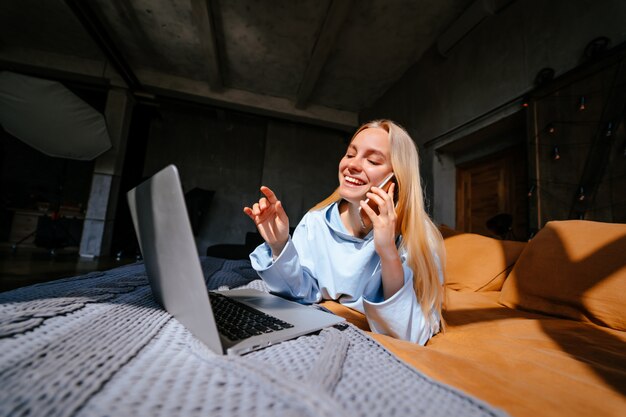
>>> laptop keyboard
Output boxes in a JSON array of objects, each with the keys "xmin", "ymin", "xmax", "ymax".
[{"xmin": 209, "ymin": 292, "xmax": 294, "ymax": 341}]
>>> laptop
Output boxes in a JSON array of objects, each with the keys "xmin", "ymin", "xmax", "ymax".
[{"xmin": 127, "ymin": 164, "xmax": 344, "ymax": 355}]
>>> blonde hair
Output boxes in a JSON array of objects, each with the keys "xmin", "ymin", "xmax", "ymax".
[{"xmin": 311, "ymin": 119, "xmax": 446, "ymax": 331}]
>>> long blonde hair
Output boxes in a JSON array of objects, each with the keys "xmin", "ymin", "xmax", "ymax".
[{"xmin": 311, "ymin": 119, "xmax": 446, "ymax": 331}]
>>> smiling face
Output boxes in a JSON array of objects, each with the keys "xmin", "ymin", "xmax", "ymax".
[{"xmin": 338, "ymin": 127, "xmax": 393, "ymax": 204}]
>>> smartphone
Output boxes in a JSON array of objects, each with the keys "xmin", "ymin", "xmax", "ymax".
[{"xmin": 359, "ymin": 172, "xmax": 396, "ymax": 228}]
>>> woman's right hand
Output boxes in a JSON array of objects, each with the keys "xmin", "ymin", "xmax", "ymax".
[{"xmin": 243, "ymin": 186, "xmax": 290, "ymax": 257}]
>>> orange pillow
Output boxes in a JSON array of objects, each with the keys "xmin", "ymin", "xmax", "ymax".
[
  {"xmin": 500, "ymin": 220, "xmax": 626, "ymax": 331},
  {"xmin": 440, "ymin": 226, "xmax": 526, "ymax": 292}
]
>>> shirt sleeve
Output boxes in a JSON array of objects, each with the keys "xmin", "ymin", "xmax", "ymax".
[
  {"xmin": 362, "ymin": 261, "xmax": 438, "ymax": 345},
  {"xmin": 249, "ymin": 225, "xmax": 321, "ymax": 304}
]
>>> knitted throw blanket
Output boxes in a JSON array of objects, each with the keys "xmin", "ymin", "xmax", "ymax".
[{"xmin": 0, "ymin": 257, "xmax": 509, "ymax": 417}]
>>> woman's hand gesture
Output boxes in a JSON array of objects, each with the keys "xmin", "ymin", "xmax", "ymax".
[{"xmin": 243, "ymin": 186, "xmax": 290, "ymax": 257}]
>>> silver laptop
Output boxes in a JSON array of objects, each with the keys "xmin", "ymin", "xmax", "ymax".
[{"xmin": 127, "ymin": 164, "xmax": 344, "ymax": 355}]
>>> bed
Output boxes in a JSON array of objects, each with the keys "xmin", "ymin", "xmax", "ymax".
[
  {"xmin": 1, "ymin": 256, "xmax": 506, "ymax": 417},
  {"xmin": 2, "ymin": 219, "xmax": 625, "ymax": 417}
]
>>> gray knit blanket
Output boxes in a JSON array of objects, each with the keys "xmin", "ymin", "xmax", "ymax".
[{"xmin": 0, "ymin": 257, "xmax": 509, "ymax": 417}]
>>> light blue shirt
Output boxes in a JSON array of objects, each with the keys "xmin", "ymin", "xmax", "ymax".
[{"xmin": 250, "ymin": 202, "xmax": 441, "ymax": 345}]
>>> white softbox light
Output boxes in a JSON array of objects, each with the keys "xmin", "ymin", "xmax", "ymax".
[{"xmin": 0, "ymin": 71, "xmax": 111, "ymax": 160}]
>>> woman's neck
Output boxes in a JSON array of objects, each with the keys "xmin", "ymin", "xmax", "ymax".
[{"xmin": 338, "ymin": 199, "xmax": 371, "ymax": 238}]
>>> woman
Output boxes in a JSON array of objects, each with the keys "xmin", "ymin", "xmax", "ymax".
[{"xmin": 243, "ymin": 119, "xmax": 445, "ymax": 344}]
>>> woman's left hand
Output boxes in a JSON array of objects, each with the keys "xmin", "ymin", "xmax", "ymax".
[{"xmin": 360, "ymin": 183, "xmax": 398, "ymax": 259}]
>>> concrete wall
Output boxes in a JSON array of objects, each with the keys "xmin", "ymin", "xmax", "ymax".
[
  {"xmin": 142, "ymin": 106, "xmax": 348, "ymax": 254},
  {"xmin": 261, "ymin": 120, "xmax": 348, "ymax": 223},
  {"xmin": 362, "ymin": 0, "xmax": 626, "ymax": 225}
]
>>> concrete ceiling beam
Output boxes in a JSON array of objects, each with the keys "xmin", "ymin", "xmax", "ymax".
[
  {"xmin": 190, "ymin": 0, "xmax": 224, "ymax": 91},
  {"xmin": 0, "ymin": 47, "xmax": 125, "ymax": 87},
  {"xmin": 139, "ymin": 68, "xmax": 357, "ymax": 131},
  {"xmin": 64, "ymin": 0, "xmax": 143, "ymax": 92},
  {"xmin": 0, "ymin": 48, "xmax": 357, "ymax": 131},
  {"xmin": 295, "ymin": 0, "xmax": 353, "ymax": 109}
]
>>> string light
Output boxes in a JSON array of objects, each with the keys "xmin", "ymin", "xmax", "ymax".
[{"xmin": 526, "ymin": 86, "xmax": 624, "ymax": 223}]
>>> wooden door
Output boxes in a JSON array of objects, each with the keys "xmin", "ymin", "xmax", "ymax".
[{"xmin": 456, "ymin": 145, "xmax": 528, "ymax": 239}]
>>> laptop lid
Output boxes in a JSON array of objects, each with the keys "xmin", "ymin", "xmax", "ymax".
[
  {"xmin": 127, "ymin": 164, "xmax": 223, "ymax": 354},
  {"xmin": 127, "ymin": 165, "xmax": 344, "ymax": 355}
]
